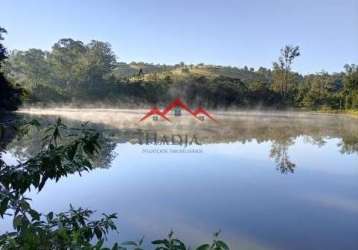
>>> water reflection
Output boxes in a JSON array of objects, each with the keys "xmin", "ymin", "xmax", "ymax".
[
  {"xmin": 1, "ymin": 110, "xmax": 358, "ymax": 250},
  {"xmin": 270, "ymin": 140, "xmax": 295, "ymax": 174},
  {"xmin": 5, "ymin": 110, "xmax": 358, "ymax": 175}
]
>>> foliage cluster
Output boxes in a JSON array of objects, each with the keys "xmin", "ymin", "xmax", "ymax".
[{"xmin": 4, "ymin": 38, "xmax": 357, "ymax": 110}]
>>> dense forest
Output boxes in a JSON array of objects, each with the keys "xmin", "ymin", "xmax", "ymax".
[{"xmin": 2, "ymin": 29, "xmax": 358, "ymax": 110}]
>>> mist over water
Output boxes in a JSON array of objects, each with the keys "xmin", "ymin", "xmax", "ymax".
[{"xmin": 2, "ymin": 109, "xmax": 358, "ymax": 250}]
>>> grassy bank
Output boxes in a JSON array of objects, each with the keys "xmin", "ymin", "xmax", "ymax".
[{"xmin": 310, "ymin": 108, "xmax": 358, "ymax": 118}]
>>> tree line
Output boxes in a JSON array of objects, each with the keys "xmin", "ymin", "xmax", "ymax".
[{"xmin": 2, "ymin": 29, "xmax": 358, "ymax": 111}]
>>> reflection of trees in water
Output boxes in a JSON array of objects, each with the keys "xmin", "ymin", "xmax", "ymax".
[
  {"xmin": 270, "ymin": 140, "xmax": 296, "ymax": 174},
  {"xmin": 303, "ymin": 135, "xmax": 327, "ymax": 147},
  {"xmin": 0, "ymin": 114, "xmax": 18, "ymax": 151},
  {"xmin": 3, "ymin": 117, "xmax": 117, "ymax": 169},
  {"xmin": 339, "ymin": 135, "xmax": 358, "ymax": 155},
  {"xmin": 2, "ymin": 113, "xmax": 358, "ymax": 175}
]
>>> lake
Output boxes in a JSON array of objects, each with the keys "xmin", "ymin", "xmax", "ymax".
[{"xmin": 1, "ymin": 109, "xmax": 358, "ymax": 250}]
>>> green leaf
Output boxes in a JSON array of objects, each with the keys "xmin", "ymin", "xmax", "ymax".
[
  {"xmin": 122, "ymin": 241, "xmax": 137, "ymax": 246},
  {"xmin": 0, "ymin": 198, "xmax": 9, "ymax": 216},
  {"xmin": 38, "ymin": 176, "xmax": 48, "ymax": 191},
  {"xmin": 152, "ymin": 240, "xmax": 168, "ymax": 245},
  {"xmin": 196, "ymin": 244, "xmax": 210, "ymax": 250},
  {"xmin": 216, "ymin": 240, "xmax": 229, "ymax": 250},
  {"xmin": 13, "ymin": 215, "xmax": 23, "ymax": 229},
  {"xmin": 94, "ymin": 226, "xmax": 103, "ymax": 239},
  {"xmin": 138, "ymin": 236, "xmax": 144, "ymax": 245},
  {"xmin": 47, "ymin": 212, "xmax": 54, "ymax": 221},
  {"xmin": 29, "ymin": 209, "xmax": 40, "ymax": 221},
  {"xmin": 95, "ymin": 239, "xmax": 104, "ymax": 248}
]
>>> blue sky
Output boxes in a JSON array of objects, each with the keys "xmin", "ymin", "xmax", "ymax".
[{"xmin": 1, "ymin": 0, "xmax": 357, "ymax": 74}]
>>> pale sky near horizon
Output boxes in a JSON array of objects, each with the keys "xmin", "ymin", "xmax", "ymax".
[{"xmin": 1, "ymin": 0, "xmax": 357, "ymax": 74}]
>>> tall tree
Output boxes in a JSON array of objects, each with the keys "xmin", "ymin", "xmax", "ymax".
[
  {"xmin": 0, "ymin": 27, "xmax": 22, "ymax": 112},
  {"xmin": 343, "ymin": 64, "xmax": 358, "ymax": 109},
  {"xmin": 272, "ymin": 45, "xmax": 300, "ymax": 98},
  {"xmin": 49, "ymin": 38, "xmax": 88, "ymax": 91},
  {"xmin": 84, "ymin": 40, "xmax": 117, "ymax": 96}
]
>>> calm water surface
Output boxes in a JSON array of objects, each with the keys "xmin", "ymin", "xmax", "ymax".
[{"xmin": 1, "ymin": 110, "xmax": 358, "ymax": 250}]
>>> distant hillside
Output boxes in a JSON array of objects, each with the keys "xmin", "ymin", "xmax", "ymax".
[
  {"xmin": 5, "ymin": 38, "xmax": 357, "ymax": 110},
  {"xmin": 114, "ymin": 62, "xmax": 274, "ymax": 83},
  {"xmin": 113, "ymin": 62, "xmax": 176, "ymax": 78},
  {"xmin": 123, "ymin": 63, "xmax": 275, "ymax": 85}
]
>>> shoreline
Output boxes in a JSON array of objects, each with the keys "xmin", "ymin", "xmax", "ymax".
[
  {"xmin": 309, "ymin": 109, "xmax": 358, "ymax": 118},
  {"xmin": 16, "ymin": 107, "xmax": 358, "ymax": 115}
]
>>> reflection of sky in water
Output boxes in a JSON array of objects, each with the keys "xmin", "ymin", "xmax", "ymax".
[{"xmin": 2, "ymin": 135, "xmax": 357, "ymax": 250}]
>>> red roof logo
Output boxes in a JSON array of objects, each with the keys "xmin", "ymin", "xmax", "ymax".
[{"xmin": 139, "ymin": 98, "xmax": 217, "ymax": 123}]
